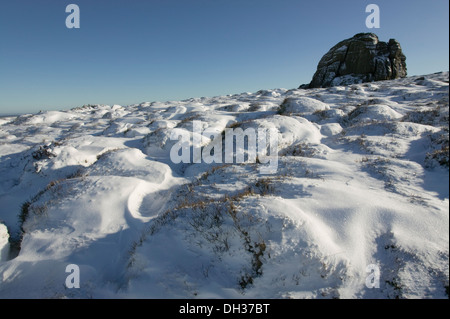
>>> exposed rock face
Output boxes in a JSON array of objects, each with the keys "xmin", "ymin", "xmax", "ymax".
[{"xmin": 304, "ymin": 33, "xmax": 407, "ymax": 88}]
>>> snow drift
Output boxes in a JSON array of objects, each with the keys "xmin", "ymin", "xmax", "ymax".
[{"xmin": 0, "ymin": 72, "xmax": 448, "ymax": 299}]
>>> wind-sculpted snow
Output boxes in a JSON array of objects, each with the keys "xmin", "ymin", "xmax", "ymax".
[{"xmin": 0, "ymin": 72, "xmax": 448, "ymax": 298}]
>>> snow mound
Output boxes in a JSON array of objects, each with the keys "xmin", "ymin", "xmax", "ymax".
[
  {"xmin": 90, "ymin": 148, "xmax": 169, "ymax": 183},
  {"xmin": 280, "ymin": 97, "xmax": 330, "ymax": 114},
  {"xmin": 25, "ymin": 111, "xmax": 75, "ymax": 125},
  {"xmin": 321, "ymin": 123, "xmax": 343, "ymax": 136},
  {"xmin": 346, "ymin": 104, "xmax": 403, "ymax": 124}
]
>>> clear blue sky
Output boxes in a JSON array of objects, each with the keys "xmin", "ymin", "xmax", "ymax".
[{"xmin": 0, "ymin": 0, "xmax": 448, "ymax": 114}]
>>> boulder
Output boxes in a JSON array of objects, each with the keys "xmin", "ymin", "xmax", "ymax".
[{"xmin": 304, "ymin": 33, "xmax": 407, "ymax": 88}]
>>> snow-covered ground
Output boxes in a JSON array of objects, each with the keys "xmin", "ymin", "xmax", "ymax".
[{"xmin": 0, "ymin": 72, "xmax": 448, "ymax": 298}]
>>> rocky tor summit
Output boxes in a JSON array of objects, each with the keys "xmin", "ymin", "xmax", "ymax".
[{"xmin": 303, "ymin": 33, "xmax": 407, "ymax": 88}]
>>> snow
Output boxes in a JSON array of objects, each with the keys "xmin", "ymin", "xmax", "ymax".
[
  {"xmin": 0, "ymin": 72, "xmax": 448, "ymax": 299},
  {"xmin": 25, "ymin": 111, "xmax": 75, "ymax": 125},
  {"xmin": 281, "ymin": 96, "xmax": 330, "ymax": 114},
  {"xmin": 0, "ymin": 223, "xmax": 9, "ymax": 262}
]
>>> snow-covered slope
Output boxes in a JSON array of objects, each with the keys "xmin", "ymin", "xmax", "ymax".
[
  {"xmin": 0, "ymin": 223, "xmax": 9, "ymax": 262},
  {"xmin": 0, "ymin": 72, "xmax": 448, "ymax": 298}
]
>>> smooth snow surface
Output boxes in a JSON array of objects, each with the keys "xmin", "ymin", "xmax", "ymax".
[{"xmin": 0, "ymin": 73, "xmax": 448, "ymax": 298}]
